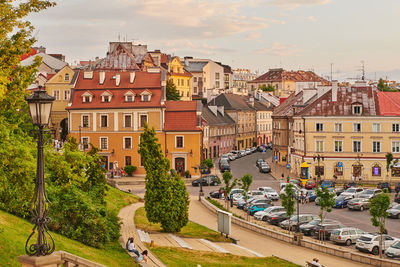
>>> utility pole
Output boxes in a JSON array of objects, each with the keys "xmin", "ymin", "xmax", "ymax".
[
  {"xmin": 330, "ymin": 63, "xmax": 334, "ymax": 81},
  {"xmin": 313, "ymin": 154, "xmax": 324, "ymax": 184}
]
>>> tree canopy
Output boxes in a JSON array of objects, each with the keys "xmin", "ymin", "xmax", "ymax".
[
  {"xmin": 166, "ymin": 79, "xmax": 181, "ymax": 100},
  {"xmin": 259, "ymin": 85, "xmax": 275, "ymax": 92},
  {"xmin": 377, "ymin": 78, "xmax": 396, "ymax": 92}
]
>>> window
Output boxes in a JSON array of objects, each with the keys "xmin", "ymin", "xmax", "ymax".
[
  {"xmin": 82, "ymin": 137, "xmax": 89, "ymax": 150},
  {"xmin": 124, "ymin": 114, "xmax": 132, "ymax": 128},
  {"xmin": 125, "ymin": 95, "xmax": 134, "ymax": 102},
  {"xmin": 53, "ymin": 90, "xmax": 60, "ymax": 100},
  {"xmin": 142, "ymin": 95, "xmax": 150, "ymax": 102},
  {"xmin": 215, "ymin": 72, "xmax": 220, "ymax": 80},
  {"xmin": 392, "ymin": 141, "xmax": 400, "ymax": 153},
  {"xmin": 125, "ymin": 156, "xmax": 131, "ymax": 166},
  {"xmin": 353, "ymin": 123, "xmax": 361, "ymax": 132},
  {"xmin": 194, "ymin": 77, "xmax": 197, "ymax": 82},
  {"xmin": 82, "ymin": 115, "xmax": 89, "ymax": 128},
  {"xmin": 100, "ymin": 115, "xmax": 108, "ymax": 127},
  {"xmin": 393, "ymin": 124, "xmax": 400, "ymax": 132},
  {"xmin": 372, "ymin": 141, "xmax": 381, "ymax": 153},
  {"xmin": 64, "ymin": 90, "xmax": 70, "ymax": 100},
  {"xmin": 334, "ymin": 141, "xmax": 343, "ymax": 152},
  {"xmin": 124, "ymin": 137, "xmax": 132, "ymax": 149},
  {"xmin": 194, "ymin": 86, "xmax": 197, "ymax": 94},
  {"xmin": 372, "ymin": 123, "xmax": 381, "ymax": 132},
  {"xmin": 316, "ymin": 141, "xmax": 324, "ymax": 152},
  {"xmin": 100, "ymin": 137, "xmax": 108, "ymax": 150},
  {"xmin": 353, "ymin": 141, "xmax": 361, "ymax": 152},
  {"xmin": 353, "ymin": 105, "xmax": 362, "ymax": 115},
  {"xmin": 216, "ymin": 81, "xmax": 220, "ymax": 88},
  {"xmin": 83, "ymin": 96, "xmax": 91, "ymax": 102},
  {"xmin": 102, "ymin": 95, "xmax": 111, "ymax": 102},
  {"xmin": 334, "ymin": 162, "xmax": 343, "ymax": 176},
  {"xmin": 139, "ymin": 114, "xmax": 147, "ymax": 128},
  {"xmin": 176, "ymin": 136, "xmax": 183, "ymax": 148},
  {"xmin": 372, "ymin": 164, "xmax": 381, "ymax": 176},
  {"xmin": 334, "ymin": 123, "xmax": 342, "ymax": 132},
  {"xmin": 65, "ymin": 73, "xmax": 70, "ymax": 81},
  {"xmin": 316, "ymin": 123, "xmax": 324, "ymax": 132},
  {"xmin": 315, "ymin": 166, "xmax": 324, "ymax": 176}
]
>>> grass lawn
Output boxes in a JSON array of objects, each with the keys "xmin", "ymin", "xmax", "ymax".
[
  {"xmin": 135, "ymin": 207, "xmax": 231, "ymax": 243},
  {"xmin": 151, "ymin": 246, "xmax": 301, "ymax": 267},
  {"xmin": 0, "ymin": 186, "xmax": 139, "ymax": 267}
]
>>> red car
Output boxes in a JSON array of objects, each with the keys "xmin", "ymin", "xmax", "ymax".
[{"xmin": 305, "ymin": 180, "xmax": 316, "ymax": 189}]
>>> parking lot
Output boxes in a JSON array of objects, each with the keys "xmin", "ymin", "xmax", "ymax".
[{"xmin": 188, "ymin": 149, "xmax": 400, "ymax": 258}]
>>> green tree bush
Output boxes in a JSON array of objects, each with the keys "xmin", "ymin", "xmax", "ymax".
[
  {"xmin": 280, "ymin": 183, "xmax": 295, "ymax": 233},
  {"xmin": 124, "ymin": 165, "xmax": 137, "ymax": 176},
  {"xmin": 259, "ymin": 85, "xmax": 275, "ymax": 92},
  {"xmin": 222, "ymin": 171, "xmax": 237, "ymax": 210},
  {"xmin": 315, "ymin": 186, "xmax": 336, "ymax": 240},
  {"xmin": 239, "ymin": 174, "xmax": 253, "ymax": 220},
  {"xmin": 166, "ymin": 79, "xmax": 181, "ymax": 100},
  {"xmin": 369, "ymin": 193, "xmax": 391, "ymax": 258},
  {"xmin": 138, "ymin": 124, "xmax": 189, "ymax": 232}
]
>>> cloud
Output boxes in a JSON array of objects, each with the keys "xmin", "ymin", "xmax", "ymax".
[
  {"xmin": 161, "ymin": 39, "xmax": 234, "ymax": 56},
  {"xmin": 255, "ymin": 42, "xmax": 302, "ymax": 56},
  {"xmin": 246, "ymin": 32, "xmax": 262, "ymax": 40},
  {"xmin": 307, "ymin": 16, "xmax": 317, "ymax": 23},
  {"xmin": 261, "ymin": 0, "xmax": 332, "ymax": 10}
]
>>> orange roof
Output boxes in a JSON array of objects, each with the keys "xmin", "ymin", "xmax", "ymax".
[
  {"xmin": 20, "ymin": 48, "xmax": 37, "ymax": 61},
  {"xmin": 376, "ymin": 90, "xmax": 400, "ymax": 116},
  {"xmin": 164, "ymin": 101, "xmax": 200, "ymax": 131},
  {"xmin": 165, "ymin": 101, "xmax": 197, "ymax": 111}
]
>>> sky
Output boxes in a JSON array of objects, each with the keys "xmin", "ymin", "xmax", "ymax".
[{"xmin": 28, "ymin": 0, "xmax": 400, "ymax": 80}]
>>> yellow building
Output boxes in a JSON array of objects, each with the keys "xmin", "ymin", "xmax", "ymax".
[
  {"xmin": 45, "ymin": 65, "xmax": 76, "ymax": 140},
  {"xmin": 169, "ymin": 57, "xmax": 192, "ymax": 100},
  {"xmin": 290, "ymin": 85, "xmax": 400, "ymax": 182}
]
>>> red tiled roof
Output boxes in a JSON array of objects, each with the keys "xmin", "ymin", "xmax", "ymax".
[
  {"xmin": 20, "ymin": 48, "xmax": 37, "ymax": 61},
  {"xmin": 47, "ymin": 73, "xmax": 56, "ymax": 80},
  {"xmin": 160, "ymin": 54, "xmax": 168, "ymax": 64},
  {"xmin": 164, "ymin": 101, "xmax": 200, "ymax": 131},
  {"xmin": 376, "ymin": 90, "xmax": 400, "ymax": 116},
  {"xmin": 250, "ymin": 68, "xmax": 329, "ymax": 84},
  {"xmin": 74, "ymin": 71, "xmax": 161, "ymax": 90}
]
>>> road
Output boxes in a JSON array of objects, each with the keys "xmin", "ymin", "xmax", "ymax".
[{"xmin": 188, "ymin": 150, "xmax": 400, "ymax": 238}]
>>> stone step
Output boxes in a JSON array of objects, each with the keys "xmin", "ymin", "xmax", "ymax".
[
  {"xmin": 232, "ymin": 244, "xmax": 264, "ymax": 257},
  {"xmin": 169, "ymin": 234, "xmax": 192, "ymax": 249},
  {"xmin": 216, "ymin": 243, "xmax": 258, "ymax": 257},
  {"xmin": 200, "ymin": 239, "xmax": 229, "ymax": 253},
  {"xmin": 137, "ymin": 230, "xmax": 151, "ymax": 243}
]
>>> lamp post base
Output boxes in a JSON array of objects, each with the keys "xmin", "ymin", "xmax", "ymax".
[
  {"xmin": 18, "ymin": 254, "xmax": 62, "ymax": 267},
  {"xmin": 198, "ymin": 192, "xmax": 204, "ymax": 200}
]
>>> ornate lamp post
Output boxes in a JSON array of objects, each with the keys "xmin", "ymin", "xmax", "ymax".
[
  {"xmin": 25, "ymin": 89, "xmax": 55, "ymax": 256},
  {"xmin": 313, "ymin": 154, "xmax": 324, "ymax": 184}
]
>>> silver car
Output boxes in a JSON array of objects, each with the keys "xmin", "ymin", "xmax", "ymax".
[
  {"xmin": 386, "ymin": 240, "xmax": 400, "ymax": 259},
  {"xmin": 330, "ymin": 227, "xmax": 365, "ymax": 246},
  {"xmin": 347, "ymin": 198, "xmax": 370, "ymax": 211},
  {"xmin": 341, "ymin": 187, "xmax": 364, "ymax": 198},
  {"xmin": 358, "ymin": 189, "xmax": 382, "ymax": 199},
  {"xmin": 387, "ymin": 204, "xmax": 400, "ymax": 219}
]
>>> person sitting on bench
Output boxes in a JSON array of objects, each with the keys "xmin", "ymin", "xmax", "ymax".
[{"xmin": 126, "ymin": 237, "xmax": 140, "ymax": 257}]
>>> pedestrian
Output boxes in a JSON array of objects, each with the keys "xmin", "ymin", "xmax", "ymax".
[
  {"xmin": 306, "ymin": 192, "xmax": 309, "ymax": 203},
  {"xmin": 311, "ymin": 258, "xmax": 323, "ymax": 267},
  {"xmin": 287, "ymin": 176, "xmax": 290, "ymax": 183},
  {"xmin": 126, "ymin": 237, "xmax": 140, "ymax": 257},
  {"xmin": 300, "ymin": 191, "xmax": 305, "ymax": 204},
  {"xmin": 137, "ymin": 250, "xmax": 148, "ymax": 263}
]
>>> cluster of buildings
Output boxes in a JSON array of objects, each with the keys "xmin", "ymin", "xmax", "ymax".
[{"xmin": 272, "ymin": 81, "xmax": 400, "ymax": 182}]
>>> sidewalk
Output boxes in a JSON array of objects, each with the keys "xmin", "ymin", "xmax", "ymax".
[
  {"xmin": 265, "ymin": 158, "xmax": 299, "ymax": 182},
  {"xmin": 189, "ymin": 196, "xmax": 370, "ymax": 267}
]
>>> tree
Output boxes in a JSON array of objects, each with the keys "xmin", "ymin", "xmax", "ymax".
[
  {"xmin": 138, "ymin": 124, "xmax": 189, "ymax": 232},
  {"xmin": 259, "ymin": 85, "xmax": 275, "ymax": 92},
  {"xmin": 239, "ymin": 174, "xmax": 253, "ymax": 220},
  {"xmin": 377, "ymin": 78, "xmax": 395, "ymax": 92},
  {"xmin": 222, "ymin": 171, "xmax": 237, "ymax": 210},
  {"xmin": 315, "ymin": 186, "xmax": 336, "ymax": 240},
  {"xmin": 369, "ymin": 193, "xmax": 391, "ymax": 258},
  {"xmin": 280, "ymin": 183, "xmax": 295, "ymax": 233},
  {"xmin": 201, "ymin": 158, "xmax": 214, "ymax": 171},
  {"xmin": 386, "ymin": 152, "xmax": 393, "ymax": 178},
  {"xmin": 166, "ymin": 79, "xmax": 181, "ymax": 100}
]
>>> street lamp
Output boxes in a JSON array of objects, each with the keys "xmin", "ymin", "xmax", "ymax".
[
  {"xmin": 313, "ymin": 154, "xmax": 324, "ymax": 184},
  {"xmin": 25, "ymin": 89, "xmax": 55, "ymax": 256}
]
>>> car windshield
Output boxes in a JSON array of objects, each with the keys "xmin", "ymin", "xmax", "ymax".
[
  {"xmin": 359, "ymin": 236, "xmax": 373, "ymax": 242},
  {"xmin": 346, "ymin": 188, "xmax": 356, "ymax": 193},
  {"xmin": 331, "ymin": 230, "xmax": 341, "ymax": 235},
  {"xmin": 265, "ymin": 188, "xmax": 275, "ymax": 193},
  {"xmin": 336, "ymin": 196, "xmax": 346, "ymax": 201},
  {"xmin": 252, "ymin": 191, "xmax": 263, "ymax": 196},
  {"xmin": 363, "ymin": 189, "xmax": 374, "ymax": 194},
  {"xmin": 392, "ymin": 241, "xmax": 400, "ymax": 249},
  {"xmin": 308, "ymin": 219, "xmax": 320, "ymax": 225},
  {"xmin": 393, "ymin": 205, "xmax": 400, "ymax": 210}
]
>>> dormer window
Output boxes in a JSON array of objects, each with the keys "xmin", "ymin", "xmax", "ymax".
[
  {"xmin": 352, "ymin": 104, "xmax": 362, "ymax": 115},
  {"xmin": 82, "ymin": 91, "xmax": 93, "ymax": 103},
  {"xmin": 65, "ymin": 73, "xmax": 70, "ymax": 81},
  {"xmin": 101, "ymin": 91, "xmax": 113, "ymax": 103},
  {"xmin": 140, "ymin": 90, "xmax": 152, "ymax": 102},
  {"xmin": 124, "ymin": 90, "xmax": 136, "ymax": 102}
]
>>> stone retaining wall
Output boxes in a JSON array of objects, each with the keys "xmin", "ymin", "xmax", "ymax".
[{"xmin": 200, "ymin": 197, "xmax": 400, "ymax": 267}]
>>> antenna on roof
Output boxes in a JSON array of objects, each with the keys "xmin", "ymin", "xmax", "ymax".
[
  {"xmin": 358, "ymin": 60, "xmax": 365, "ymax": 81},
  {"xmin": 330, "ymin": 63, "xmax": 334, "ymax": 81},
  {"xmin": 118, "ymin": 33, "xmax": 120, "ymax": 42}
]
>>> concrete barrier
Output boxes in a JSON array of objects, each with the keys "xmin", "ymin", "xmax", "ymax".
[{"xmin": 200, "ymin": 197, "xmax": 400, "ymax": 267}]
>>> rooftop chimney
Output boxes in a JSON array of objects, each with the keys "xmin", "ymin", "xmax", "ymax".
[
  {"xmin": 83, "ymin": 71, "xmax": 93, "ymax": 79},
  {"xmin": 115, "ymin": 73, "xmax": 120, "ymax": 86},
  {"xmin": 130, "ymin": 72, "xmax": 136, "ymax": 83},
  {"xmin": 332, "ymin": 80, "xmax": 338, "ymax": 102},
  {"xmin": 99, "ymin": 71, "xmax": 105, "ymax": 84}
]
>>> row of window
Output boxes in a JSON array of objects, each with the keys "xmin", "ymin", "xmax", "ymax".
[
  {"xmin": 53, "ymin": 90, "xmax": 70, "ymax": 101},
  {"xmin": 82, "ymin": 92, "xmax": 151, "ymax": 103},
  {"xmin": 193, "ymin": 77, "xmax": 203, "ymax": 83},
  {"xmin": 258, "ymin": 123, "xmax": 272, "ymax": 131},
  {"xmin": 82, "ymin": 135, "xmax": 185, "ymax": 150},
  {"xmin": 81, "ymin": 114, "xmax": 148, "ymax": 128},
  {"xmin": 258, "ymin": 112, "xmax": 271, "ymax": 119},
  {"xmin": 174, "ymin": 78, "xmax": 190, "ymax": 87},
  {"xmin": 314, "ymin": 122, "xmax": 400, "ymax": 133},
  {"xmin": 312, "ymin": 140, "xmax": 400, "ymax": 153},
  {"xmin": 205, "ymin": 127, "xmax": 234, "ymax": 137}
]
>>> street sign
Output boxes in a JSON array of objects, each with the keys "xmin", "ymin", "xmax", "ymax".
[
  {"xmin": 286, "ymin": 164, "xmax": 291, "ymax": 169},
  {"xmin": 338, "ymin": 162, "xmax": 343, "ymax": 168},
  {"xmin": 274, "ymin": 156, "xmax": 278, "ymax": 161}
]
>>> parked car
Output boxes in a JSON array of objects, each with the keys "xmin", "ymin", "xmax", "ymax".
[
  {"xmin": 229, "ymin": 188, "xmax": 244, "ymax": 199},
  {"xmin": 209, "ymin": 190, "xmax": 221, "ymax": 199},
  {"xmin": 250, "ymin": 147, "xmax": 257, "ymax": 153},
  {"xmin": 248, "ymin": 203, "xmax": 272, "ymax": 216},
  {"xmin": 220, "ymin": 154, "xmax": 230, "ymax": 162},
  {"xmin": 396, "ymin": 182, "xmax": 400, "ymax": 194},
  {"xmin": 259, "ymin": 163, "xmax": 271, "ymax": 173},
  {"xmin": 386, "ymin": 240, "xmax": 400, "ymax": 259},
  {"xmin": 307, "ymin": 190, "xmax": 317, "ymax": 202},
  {"xmin": 248, "ymin": 190, "xmax": 265, "ymax": 199},
  {"xmin": 289, "ymin": 179, "xmax": 302, "ymax": 187},
  {"xmin": 378, "ymin": 182, "xmax": 392, "ymax": 193},
  {"xmin": 340, "ymin": 187, "xmax": 364, "ymax": 198},
  {"xmin": 239, "ymin": 150, "xmax": 246, "ymax": 157},
  {"xmin": 344, "ymin": 182, "xmax": 358, "ymax": 189},
  {"xmin": 330, "ymin": 227, "xmax": 365, "ymax": 246},
  {"xmin": 245, "ymin": 148, "xmax": 251, "ymax": 155},
  {"xmin": 231, "ymin": 150, "xmax": 241, "ymax": 158},
  {"xmin": 312, "ymin": 222, "xmax": 345, "ymax": 240},
  {"xmin": 192, "ymin": 175, "xmax": 220, "ymax": 186},
  {"xmin": 334, "ymin": 195, "xmax": 352, "ymax": 208},
  {"xmin": 254, "ymin": 206, "xmax": 285, "ymax": 221},
  {"xmin": 258, "ymin": 145, "xmax": 267, "ymax": 152},
  {"xmin": 258, "ymin": 187, "xmax": 279, "ymax": 200},
  {"xmin": 387, "ymin": 204, "xmax": 400, "ymax": 219},
  {"xmin": 356, "ymin": 234, "xmax": 399, "ymax": 255},
  {"xmin": 320, "ymin": 180, "xmax": 335, "ymax": 189},
  {"xmin": 300, "ymin": 219, "xmax": 339, "ymax": 236},
  {"xmin": 279, "ymin": 214, "xmax": 318, "ymax": 231},
  {"xmin": 347, "ymin": 198, "xmax": 370, "ymax": 211},
  {"xmin": 396, "ymin": 193, "xmax": 400, "ymax": 204},
  {"xmin": 244, "ymin": 198, "xmax": 271, "ymax": 211},
  {"xmin": 227, "ymin": 153, "xmax": 237, "ymax": 161},
  {"xmin": 266, "ymin": 211, "xmax": 289, "ymax": 225},
  {"xmin": 256, "ymin": 158, "xmax": 265, "ymax": 167},
  {"xmin": 358, "ymin": 189, "xmax": 382, "ymax": 199},
  {"xmin": 219, "ymin": 161, "xmax": 230, "ymax": 172},
  {"xmin": 280, "ymin": 183, "xmax": 301, "ymax": 195},
  {"xmin": 305, "ymin": 180, "xmax": 316, "ymax": 189}
]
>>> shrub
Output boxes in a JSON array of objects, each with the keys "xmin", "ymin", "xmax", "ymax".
[{"xmin": 124, "ymin": 165, "xmax": 137, "ymax": 176}]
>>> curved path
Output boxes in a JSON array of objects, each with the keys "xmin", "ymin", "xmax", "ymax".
[{"xmin": 189, "ymin": 196, "xmax": 370, "ymax": 267}]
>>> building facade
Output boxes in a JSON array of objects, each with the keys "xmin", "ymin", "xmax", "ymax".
[
  {"xmin": 168, "ymin": 57, "xmax": 192, "ymax": 100},
  {"xmin": 254, "ymin": 101, "xmax": 274, "ymax": 145}
]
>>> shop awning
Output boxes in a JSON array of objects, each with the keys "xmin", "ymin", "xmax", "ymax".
[{"xmin": 300, "ymin": 162, "xmax": 309, "ymax": 168}]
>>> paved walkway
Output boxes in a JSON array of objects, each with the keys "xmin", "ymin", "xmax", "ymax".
[{"xmin": 189, "ymin": 196, "xmax": 370, "ymax": 267}]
